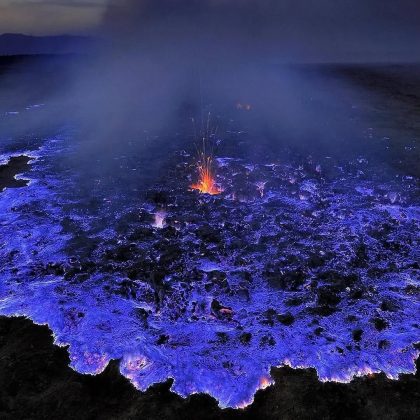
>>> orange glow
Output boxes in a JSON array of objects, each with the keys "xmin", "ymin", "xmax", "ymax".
[
  {"xmin": 190, "ymin": 113, "xmax": 222, "ymax": 195},
  {"xmin": 236, "ymin": 102, "xmax": 252, "ymax": 111},
  {"xmin": 191, "ymin": 153, "xmax": 222, "ymax": 195},
  {"xmin": 259, "ymin": 376, "xmax": 272, "ymax": 389}
]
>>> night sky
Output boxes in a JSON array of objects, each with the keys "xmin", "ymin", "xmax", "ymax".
[
  {"xmin": 0, "ymin": 0, "xmax": 108, "ymax": 35},
  {"xmin": 1, "ymin": 1, "xmax": 420, "ymax": 62}
]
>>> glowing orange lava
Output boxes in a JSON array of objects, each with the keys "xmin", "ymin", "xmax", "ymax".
[
  {"xmin": 190, "ymin": 114, "xmax": 222, "ymax": 195},
  {"xmin": 259, "ymin": 376, "xmax": 272, "ymax": 389},
  {"xmin": 190, "ymin": 151, "xmax": 222, "ymax": 195}
]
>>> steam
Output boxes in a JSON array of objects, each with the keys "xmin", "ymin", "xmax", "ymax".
[
  {"xmin": 102, "ymin": 0, "xmax": 420, "ymax": 62},
  {"xmin": 70, "ymin": 0, "xmax": 420, "ymax": 157},
  {"xmin": 2, "ymin": 0, "xmax": 420, "ymax": 172}
]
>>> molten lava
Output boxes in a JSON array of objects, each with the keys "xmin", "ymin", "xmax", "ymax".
[
  {"xmin": 191, "ymin": 154, "xmax": 221, "ymax": 195},
  {"xmin": 190, "ymin": 114, "xmax": 222, "ymax": 195}
]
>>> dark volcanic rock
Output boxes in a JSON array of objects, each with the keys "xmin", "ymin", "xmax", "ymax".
[
  {"xmin": 196, "ymin": 225, "xmax": 222, "ymax": 243},
  {"xmin": 352, "ymin": 329, "xmax": 363, "ymax": 342},
  {"xmin": 277, "ymin": 312, "xmax": 295, "ymax": 326},
  {"xmin": 239, "ymin": 332, "xmax": 252, "ymax": 345},
  {"xmin": 372, "ymin": 317, "xmax": 389, "ymax": 331},
  {"xmin": 263, "ymin": 268, "xmax": 306, "ymax": 291},
  {"xmin": 309, "ymin": 305, "xmax": 339, "ymax": 317},
  {"xmin": 0, "ymin": 155, "xmax": 32, "ymax": 191},
  {"xmin": 317, "ymin": 286, "xmax": 341, "ymax": 306},
  {"xmin": 380, "ymin": 299, "xmax": 400, "ymax": 312}
]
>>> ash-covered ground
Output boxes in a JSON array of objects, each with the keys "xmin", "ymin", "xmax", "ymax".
[{"xmin": 0, "ymin": 57, "xmax": 419, "ymax": 417}]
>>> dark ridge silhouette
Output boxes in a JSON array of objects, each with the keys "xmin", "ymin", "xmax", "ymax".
[{"xmin": 0, "ymin": 33, "xmax": 93, "ymax": 56}]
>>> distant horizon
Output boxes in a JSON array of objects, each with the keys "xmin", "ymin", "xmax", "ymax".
[
  {"xmin": 0, "ymin": 33, "xmax": 91, "ymax": 38},
  {"xmin": 0, "ymin": 33, "xmax": 95, "ymax": 57},
  {"xmin": 1, "ymin": 33, "xmax": 420, "ymax": 65},
  {"xmin": 1, "ymin": 37, "xmax": 420, "ymax": 66}
]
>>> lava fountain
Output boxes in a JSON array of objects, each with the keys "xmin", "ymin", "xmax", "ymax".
[
  {"xmin": 190, "ymin": 152, "xmax": 222, "ymax": 195},
  {"xmin": 190, "ymin": 116, "xmax": 222, "ymax": 195}
]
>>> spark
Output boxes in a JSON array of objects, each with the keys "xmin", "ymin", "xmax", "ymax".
[
  {"xmin": 190, "ymin": 153, "xmax": 222, "ymax": 195},
  {"xmin": 190, "ymin": 113, "xmax": 222, "ymax": 195}
]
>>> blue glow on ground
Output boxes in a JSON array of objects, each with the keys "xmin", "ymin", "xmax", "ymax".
[{"xmin": 0, "ymin": 133, "xmax": 418, "ymax": 408}]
